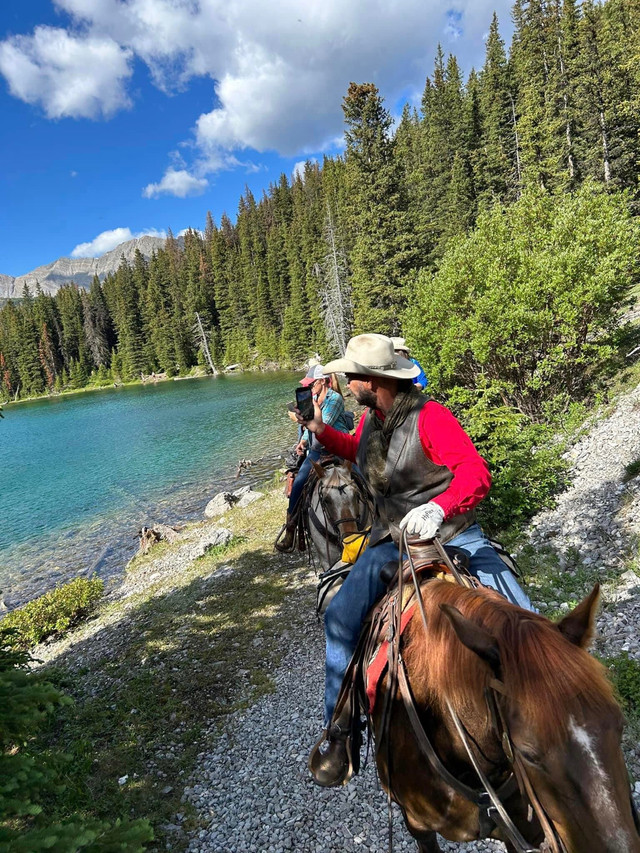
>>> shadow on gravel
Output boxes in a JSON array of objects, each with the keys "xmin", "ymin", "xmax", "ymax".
[{"xmin": 40, "ymin": 545, "xmax": 315, "ymax": 850}]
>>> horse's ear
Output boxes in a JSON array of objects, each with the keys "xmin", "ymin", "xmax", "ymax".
[
  {"xmin": 344, "ymin": 460, "xmax": 352, "ymax": 472},
  {"xmin": 440, "ymin": 604, "xmax": 502, "ymax": 679},
  {"xmin": 311, "ymin": 459, "xmax": 326, "ymax": 478},
  {"xmin": 556, "ymin": 583, "xmax": 600, "ymax": 648}
]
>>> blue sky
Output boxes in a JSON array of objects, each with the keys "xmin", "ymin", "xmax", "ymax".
[{"xmin": 0, "ymin": 0, "xmax": 513, "ymax": 278}]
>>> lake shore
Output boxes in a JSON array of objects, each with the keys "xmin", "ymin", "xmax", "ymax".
[
  {"xmin": 25, "ymin": 380, "xmax": 640, "ymax": 851},
  {"xmin": 1, "ymin": 359, "xmax": 300, "ymax": 410},
  {"xmin": 1, "ymin": 370, "xmax": 299, "ymax": 611}
]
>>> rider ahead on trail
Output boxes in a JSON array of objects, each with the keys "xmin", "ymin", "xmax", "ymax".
[
  {"xmin": 299, "ymin": 333, "xmax": 533, "ymax": 788},
  {"xmin": 275, "ymin": 364, "xmax": 352, "ymax": 553}
]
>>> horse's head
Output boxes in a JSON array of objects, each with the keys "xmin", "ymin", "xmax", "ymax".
[
  {"xmin": 310, "ymin": 459, "xmax": 371, "ymax": 541},
  {"xmin": 441, "ymin": 585, "xmax": 640, "ymax": 853}
]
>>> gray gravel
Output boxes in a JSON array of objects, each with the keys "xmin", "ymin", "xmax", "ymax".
[
  {"xmin": 182, "ymin": 380, "xmax": 640, "ymax": 853},
  {"xmin": 182, "ymin": 603, "xmax": 503, "ymax": 853}
]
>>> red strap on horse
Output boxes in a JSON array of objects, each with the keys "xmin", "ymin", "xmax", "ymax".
[{"xmin": 366, "ymin": 603, "xmax": 416, "ymax": 713}]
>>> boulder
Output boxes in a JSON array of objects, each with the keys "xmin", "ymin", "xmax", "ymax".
[
  {"xmin": 193, "ymin": 528, "xmax": 234, "ymax": 559},
  {"xmin": 235, "ymin": 488, "xmax": 264, "ymax": 508},
  {"xmin": 204, "ymin": 487, "xmax": 264, "ymax": 517},
  {"xmin": 204, "ymin": 492, "xmax": 239, "ymax": 518}
]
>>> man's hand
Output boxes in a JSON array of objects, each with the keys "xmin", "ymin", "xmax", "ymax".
[
  {"xmin": 296, "ymin": 439, "xmax": 308, "ymax": 456},
  {"xmin": 295, "ymin": 399, "xmax": 325, "ymax": 435},
  {"xmin": 400, "ymin": 502, "xmax": 445, "ymax": 540}
]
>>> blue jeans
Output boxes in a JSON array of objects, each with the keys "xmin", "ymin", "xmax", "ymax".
[
  {"xmin": 323, "ymin": 523, "xmax": 532, "ymax": 723},
  {"xmin": 288, "ymin": 449, "xmax": 323, "ymax": 513}
]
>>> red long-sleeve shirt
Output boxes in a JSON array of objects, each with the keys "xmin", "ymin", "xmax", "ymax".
[{"xmin": 316, "ymin": 400, "xmax": 491, "ymax": 520}]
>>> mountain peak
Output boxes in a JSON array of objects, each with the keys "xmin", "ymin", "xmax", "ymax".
[{"xmin": 0, "ymin": 236, "xmax": 168, "ymax": 299}]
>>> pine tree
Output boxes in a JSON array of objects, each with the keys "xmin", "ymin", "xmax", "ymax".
[
  {"xmin": 342, "ymin": 82, "xmax": 415, "ymax": 333},
  {"xmin": 510, "ymin": 0, "xmax": 560, "ymax": 190},
  {"xmin": 82, "ymin": 279, "xmax": 113, "ymax": 368},
  {"xmin": 478, "ymin": 14, "xmax": 519, "ymax": 202},
  {"xmin": 316, "ymin": 200, "xmax": 353, "ymax": 356},
  {"xmin": 38, "ymin": 323, "xmax": 57, "ymax": 390}
]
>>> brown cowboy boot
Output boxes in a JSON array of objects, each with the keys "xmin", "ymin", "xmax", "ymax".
[
  {"xmin": 308, "ymin": 690, "xmax": 359, "ymax": 787},
  {"xmin": 274, "ymin": 513, "xmax": 296, "ymax": 553}
]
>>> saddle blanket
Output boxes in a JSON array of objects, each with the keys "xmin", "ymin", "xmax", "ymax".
[{"xmin": 365, "ymin": 603, "xmax": 416, "ymax": 714}]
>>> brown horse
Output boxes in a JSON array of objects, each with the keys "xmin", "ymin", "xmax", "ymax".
[{"xmin": 370, "ymin": 579, "xmax": 640, "ymax": 853}]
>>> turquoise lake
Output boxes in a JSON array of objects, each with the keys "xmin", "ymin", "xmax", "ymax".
[{"xmin": 0, "ymin": 372, "xmax": 297, "ymax": 608}]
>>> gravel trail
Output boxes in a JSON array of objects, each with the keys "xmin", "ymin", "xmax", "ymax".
[{"xmin": 183, "ymin": 383, "xmax": 640, "ymax": 853}]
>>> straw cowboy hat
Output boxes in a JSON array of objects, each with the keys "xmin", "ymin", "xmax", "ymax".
[{"xmin": 323, "ymin": 334, "xmax": 419, "ymax": 380}]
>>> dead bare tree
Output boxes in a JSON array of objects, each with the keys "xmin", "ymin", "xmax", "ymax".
[
  {"xmin": 315, "ymin": 201, "xmax": 353, "ymax": 356},
  {"xmin": 193, "ymin": 312, "xmax": 218, "ymax": 375}
]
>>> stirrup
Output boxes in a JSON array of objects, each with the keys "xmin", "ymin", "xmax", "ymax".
[
  {"xmin": 274, "ymin": 523, "xmax": 296, "ymax": 553},
  {"xmin": 308, "ymin": 725, "xmax": 354, "ymax": 788}
]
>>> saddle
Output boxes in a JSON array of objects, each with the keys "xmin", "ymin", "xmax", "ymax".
[{"xmin": 319, "ymin": 540, "xmax": 479, "ymax": 785}]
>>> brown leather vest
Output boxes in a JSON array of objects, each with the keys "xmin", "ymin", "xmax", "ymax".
[{"xmin": 356, "ymin": 398, "xmax": 476, "ymax": 547}]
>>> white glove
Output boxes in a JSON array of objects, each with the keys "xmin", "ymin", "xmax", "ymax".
[{"xmin": 399, "ymin": 501, "xmax": 445, "ymax": 540}]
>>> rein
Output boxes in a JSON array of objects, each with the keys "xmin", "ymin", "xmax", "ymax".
[{"xmin": 375, "ymin": 531, "xmax": 567, "ymax": 853}]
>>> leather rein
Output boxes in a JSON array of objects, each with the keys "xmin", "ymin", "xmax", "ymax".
[{"xmin": 377, "ymin": 532, "xmax": 567, "ymax": 853}]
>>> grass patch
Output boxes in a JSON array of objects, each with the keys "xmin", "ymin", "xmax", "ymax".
[
  {"xmin": 607, "ymin": 652, "xmax": 640, "ymax": 724},
  {"xmin": 1, "ymin": 577, "xmax": 103, "ymax": 649},
  {"xmin": 514, "ymin": 543, "xmax": 620, "ymax": 620},
  {"xmin": 196, "ymin": 534, "xmax": 248, "ymax": 560},
  {"xmin": 623, "ymin": 457, "xmax": 640, "ymax": 483},
  {"xmin": 36, "ymin": 486, "xmax": 311, "ymax": 850}
]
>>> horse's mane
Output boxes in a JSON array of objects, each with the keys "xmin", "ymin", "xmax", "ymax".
[
  {"xmin": 403, "ymin": 580, "xmax": 617, "ymax": 746},
  {"xmin": 323, "ymin": 463, "xmax": 349, "ymax": 488}
]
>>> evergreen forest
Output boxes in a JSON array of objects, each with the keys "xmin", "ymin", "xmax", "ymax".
[{"xmin": 1, "ymin": 0, "xmax": 639, "ymax": 413}]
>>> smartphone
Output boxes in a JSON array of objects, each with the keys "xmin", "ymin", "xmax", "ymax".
[{"xmin": 295, "ymin": 387, "xmax": 315, "ymax": 421}]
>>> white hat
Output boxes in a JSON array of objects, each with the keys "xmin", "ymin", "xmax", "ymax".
[
  {"xmin": 299, "ymin": 363, "xmax": 327, "ymax": 386},
  {"xmin": 391, "ymin": 336, "xmax": 410, "ymax": 354},
  {"xmin": 323, "ymin": 334, "xmax": 419, "ymax": 380}
]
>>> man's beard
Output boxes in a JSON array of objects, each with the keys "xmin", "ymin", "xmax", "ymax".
[{"xmin": 354, "ymin": 386, "xmax": 378, "ymax": 408}]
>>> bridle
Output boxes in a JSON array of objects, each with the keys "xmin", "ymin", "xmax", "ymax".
[{"xmin": 377, "ymin": 532, "xmax": 570, "ymax": 853}]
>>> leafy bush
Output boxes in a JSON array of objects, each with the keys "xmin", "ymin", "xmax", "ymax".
[
  {"xmin": 623, "ymin": 457, "xmax": 640, "ymax": 483},
  {"xmin": 0, "ymin": 641, "xmax": 152, "ymax": 852},
  {"xmin": 607, "ymin": 652, "xmax": 640, "ymax": 722},
  {"xmin": 407, "ymin": 182, "xmax": 639, "ymax": 421},
  {"xmin": 444, "ymin": 381, "xmax": 569, "ymax": 531},
  {"xmin": 1, "ymin": 578, "xmax": 103, "ymax": 649}
]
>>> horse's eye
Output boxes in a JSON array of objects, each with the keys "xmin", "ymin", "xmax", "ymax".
[{"xmin": 517, "ymin": 745, "xmax": 541, "ymax": 765}]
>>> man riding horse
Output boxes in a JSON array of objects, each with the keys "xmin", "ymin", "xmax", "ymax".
[{"xmin": 297, "ymin": 333, "xmax": 533, "ymax": 788}]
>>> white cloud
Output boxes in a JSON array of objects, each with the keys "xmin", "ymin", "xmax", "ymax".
[
  {"xmin": 0, "ymin": 26, "xmax": 132, "ymax": 119},
  {"xmin": 3, "ymin": 0, "xmax": 515, "ymax": 172},
  {"xmin": 142, "ymin": 168, "xmax": 209, "ymax": 199},
  {"xmin": 71, "ymin": 227, "xmax": 167, "ymax": 257},
  {"xmin": 292, "ymin": 159, "xmax": 318, "ymax": 181}
]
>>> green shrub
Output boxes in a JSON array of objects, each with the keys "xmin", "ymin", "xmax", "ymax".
[
  {"xmin": 0, "ymin": 641, "xmax": 152, "ymax": 851},
  {"xmin": 623, "ymin": 457, "xmax": 640, "ymax": 483},
  {"xmin": 1, "ymin": 577, "xmax": 103, "ymax": 649},
  {"xmin": 407, "ymin": 182, "xmax": 639, "ymax": 422},
  {"xmin": 608, "ymin": 652, "xmax": 640, "ymax": 722},
  {"xmin": 453, "ymin": 385, "xmax": 569, "ymax": 531}
]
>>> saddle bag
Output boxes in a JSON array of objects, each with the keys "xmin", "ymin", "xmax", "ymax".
[
  {"xmin": 316, "ymin": 560, "xmax": 351, "ymax": 615},
  {"xmin": 284, "ymin": 470, "xmax": 296, "ymax": 497}
]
